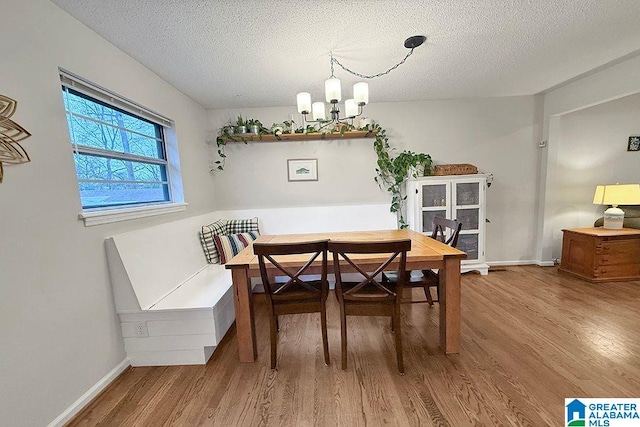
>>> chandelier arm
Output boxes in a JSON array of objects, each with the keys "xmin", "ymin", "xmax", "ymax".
[
  {"xmin": 331, "ymin": 48, "xmax": 416, "ymax": 79},
  {"xmin": 301, "ymin": 104, "xmax": 362, "ymax": 127}
]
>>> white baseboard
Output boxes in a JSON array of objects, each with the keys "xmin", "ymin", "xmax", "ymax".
[
  {"xmin": 486, "ymin": 260, "xmax": 554, "ymax": 267},
  {"xmin": 47, "ymin": 358, "xmax": 130, "ymax": 427}
]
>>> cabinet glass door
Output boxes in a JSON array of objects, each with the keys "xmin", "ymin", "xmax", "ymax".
[
  {"xmin": 455, "ymin": 182, "xmax": 479, "ymax": 206},
  {"xmin": 456, "ymin": 208, "xmax": 479, "ymax": 230},
  {"xmin": 422, "ymin": 184, "xmax": 447, "ymax": 208},
  {"xmin": 422, "ymin": 210, "xmax": 447, "ymax": 234},
  {"xmin": 457, "ymin": 234, "xmax": 479, "ymax": 261}
]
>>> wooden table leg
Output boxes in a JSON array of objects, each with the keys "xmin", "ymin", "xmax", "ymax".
[
  {"xmin": 439, "ymin": 257, "xmax": 461, "ymax": 353},
  {"xmin": 231, "ymin": 267, "xmax": 257, "ymax": 362}
]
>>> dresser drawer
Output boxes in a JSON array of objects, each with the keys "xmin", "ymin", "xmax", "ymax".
[
  {"xmin": 594, "ymin": 264, "xmax": 640, "ymax": 279},
  {"xmin": 595, "ymin": 239, "xmax": 640, "ymax": 255}
]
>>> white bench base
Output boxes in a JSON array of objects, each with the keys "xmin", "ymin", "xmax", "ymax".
[
  {"xmin": 120, "ymin": 300, "xmax": 234, "ymax": 366},
  {"xmin": 118, "ymin": 281, "xmax": 235, "ymax": 366}
]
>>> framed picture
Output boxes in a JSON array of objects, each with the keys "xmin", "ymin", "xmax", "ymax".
[
  {"xmin": 287, "ymin": 158, "xmax": 318, "ymax": 182},
  {"xmin": 628, "ymin": 136, "xmax": 640, "ymax": 152}
]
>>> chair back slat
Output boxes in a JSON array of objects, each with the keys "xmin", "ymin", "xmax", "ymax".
[
  {"xmin": 328, "ymin": 239, "xmax": 411, "ymax": 302},
  {"xmin": 431, "ymin": 217, "xmax": 462, "ymax": 248},
  {"xmin": 253, "ymin": 240, "xmax": 329, "ymax": 297}
]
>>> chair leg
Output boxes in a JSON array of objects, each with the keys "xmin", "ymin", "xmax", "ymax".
[
  {"xmin": 320, "ymin": 302, "xmax": 330, "ymax": 366},
  {"xmin": 394, "ymin": 309, "xmax": 404, "ymax": 374},
  {"xmin": 275, "ymin": 316, "xmax": 279, "ymax": 331},
  {"xmin": 340, "ymin": 305, "xmax": 348, "ymax": 370},
  {"xmin": 269, "ymin": 310, "xmax": 278, "ymax": 370},
  {"xmin": 423, "ymin": 285, "xmax": 434, "ymax": 306}
]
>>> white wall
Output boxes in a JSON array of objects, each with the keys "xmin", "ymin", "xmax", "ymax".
[
  {"xmin": 209, "ymin": 96, "xmax": 540, "ymax": 263},
  {"xmin": 0, "ymin": 1, "xmax": 215, "ymax": 425},
  {"xmin": 538, "ymin": 54, "xmax": 640, "ymax": 261}
]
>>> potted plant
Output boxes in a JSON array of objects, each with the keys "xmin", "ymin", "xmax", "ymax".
[
  {"xmin": 246, "ymin": 118, "xmax": 263, "ymax": 135},
  {"xmin": 235, "ymin": 115, "xmax": 247, "ymax": 134},
  {"xmin": 372, "ymin": 123, "xmax": 432, "ymax": 228}
]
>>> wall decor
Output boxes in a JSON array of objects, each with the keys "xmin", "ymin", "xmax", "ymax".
[
  {"xmin": 628, "ymin": 136, "xmax": 640, "ymax": 152},
  {"xmin": 0, "ymin": 94, "xmax": 32, "ymax": 183},
  {"xmin": 287, "ymin": 158, "xmax": 318, "ymax": 182}
]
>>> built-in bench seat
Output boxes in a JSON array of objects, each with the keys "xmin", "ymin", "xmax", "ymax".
[{"xmin": 106, "ymin": 204, "xmax": 396, "ymax": 366}]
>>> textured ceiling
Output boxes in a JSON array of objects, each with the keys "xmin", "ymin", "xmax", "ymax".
[{"xmin": 51, "ymin": 0, "xmax": 640, "ymax": 109}]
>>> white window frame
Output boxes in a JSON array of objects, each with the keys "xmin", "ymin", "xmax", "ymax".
[{"xmin": 59, "ymin": 69, "xmax": 186, "ymax": 226}]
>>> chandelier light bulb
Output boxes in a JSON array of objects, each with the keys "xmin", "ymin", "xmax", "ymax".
[
  {"xmin": 345, "ymin": 99, "xmax": 358, "ymax": 118},
  {"xmin": 353, "ymin": 82, "xmax": 369, "ymax": 106},
  {"xmin": 296, "ymin": 92, "xmax": 312, "ymax": 114},
  {"xmin": 312, "ymin": 102, "xmax": 326, "ymax": 121},
  {"xmin": 325, "ymin": 78, "xmax": 341, "ymax": 103}
]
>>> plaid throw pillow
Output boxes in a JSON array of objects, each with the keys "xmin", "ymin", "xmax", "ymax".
[
  {"xmin": 226, "ymin": 217, "xmax": 259, "ymax": 234},
  {"xmin": 200, "ymin": 219, "xmax": 228, "ymax": 264},
  {"xmin": 214, "ymin": 231, "xmax": 260, "ymax": 264}
]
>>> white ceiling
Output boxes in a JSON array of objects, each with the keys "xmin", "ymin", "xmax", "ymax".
[{"xmin": 51, "ymin": 0, "xmax": 640, "ymax": 109}]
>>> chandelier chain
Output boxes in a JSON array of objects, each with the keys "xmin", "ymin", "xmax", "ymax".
[{"xmin": 330, "ymin": 48, "xmax": 416, "ymax": 80}]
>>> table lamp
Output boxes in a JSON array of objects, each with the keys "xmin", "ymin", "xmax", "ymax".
[{"xmin": 593, "ymin": 183, "xmax": 640, "ymax": 229}]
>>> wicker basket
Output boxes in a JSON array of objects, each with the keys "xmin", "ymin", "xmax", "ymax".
[{"xmin": 433, "ymin": 164, "xmax": 478, "ymax": 176}]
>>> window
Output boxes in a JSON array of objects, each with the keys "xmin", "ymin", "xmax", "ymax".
[{"xmin": 60, "ymin": 70, "xmax": 185, "ymax": 224}]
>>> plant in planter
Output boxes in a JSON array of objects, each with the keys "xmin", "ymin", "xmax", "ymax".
[
  {"xmin": 372, "ymin": 123, "xmax": 432, "ymax": 228},
  {"xmin": 235, "ymin": 115, "xmax": 247, "ymax": 134},
  {"xmin": 246, "ymin": 118, "xmax": 267, "ymax": 135},
  {"xmin": 214, "ymin": 117, "xmax": 271, "ymax": 170}
]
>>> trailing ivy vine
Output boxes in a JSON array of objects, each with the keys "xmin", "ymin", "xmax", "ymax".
[{"xmin": 372, "ymin": 123, "xmax": 432, "ymax": 228}]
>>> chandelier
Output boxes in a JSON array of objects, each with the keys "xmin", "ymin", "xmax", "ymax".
[{"xmin": 296, "ymin": 35, "xmax": 427, "ymax": 127}]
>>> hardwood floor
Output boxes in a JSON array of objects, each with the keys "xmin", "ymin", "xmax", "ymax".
[{"xmin": 68, "ymin": 266, "xmax": 640, "ymax": 426}]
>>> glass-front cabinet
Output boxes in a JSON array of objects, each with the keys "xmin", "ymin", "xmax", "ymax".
[{"xmin": 406, "ymin": 174, "xmax": 489, "ymax": 275}]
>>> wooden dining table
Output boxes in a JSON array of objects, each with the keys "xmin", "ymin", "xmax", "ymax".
[{"xmin": 225, "ymin": 229, "xmax": 467, "ymax": 362}]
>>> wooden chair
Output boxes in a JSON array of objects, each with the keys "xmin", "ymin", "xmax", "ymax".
[
  {"xmin": 328, "ymin": 239, "xmax": 411, "ymax": 373},
  {"xmin": 253, "ymin": 239, "xmax": 330, "ymax": 369},
  {"xmin": 387, "ymin": 217, "xmax": 462, "ymax": 305}
]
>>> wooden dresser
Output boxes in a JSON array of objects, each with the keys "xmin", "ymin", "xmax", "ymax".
[{"xmin": 559, "ymin": 227, "xmax": 640, "ymax": 282}]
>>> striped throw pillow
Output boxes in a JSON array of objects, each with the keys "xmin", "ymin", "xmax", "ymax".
[
  {"xmin": 199, "ymin": 219, "xmax": 228, "ymax": 264},
  {"xmin": 214, "ymin": 231, "xmax": 260, "ymax": 264}
]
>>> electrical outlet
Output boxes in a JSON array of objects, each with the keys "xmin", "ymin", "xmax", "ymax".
[{"xmin": 133, "ymin": 322, "xmax": 148, "ymax": 337}]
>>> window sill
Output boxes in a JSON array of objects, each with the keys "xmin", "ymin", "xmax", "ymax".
[{"xmin": 78, "ymin": 202, "xmax": 188, "ymax": 227}]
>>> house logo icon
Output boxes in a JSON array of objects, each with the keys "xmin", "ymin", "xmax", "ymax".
[{"xmin": 566, "ymin": 399, "xmax": 586, "ymax": 426}]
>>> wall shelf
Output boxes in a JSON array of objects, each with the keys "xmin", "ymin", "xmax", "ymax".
[{"xmin": 219, "ymin": 130, "xmax": 377, "ymax": 143}]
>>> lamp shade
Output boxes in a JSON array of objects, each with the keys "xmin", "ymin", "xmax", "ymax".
[
  {"xmin": 345, "ymin": 99, "xmax": 358, "ymax": 118},
  {"xmin": 353, "ymin": 82, "xmax": 369, "ymax": 106},
  {"xmin": 296, "ymin": 92, "xmax": 312, "ymax": 114},
  {"xmin": 325, "ymin": 78, "xmax": 341, "ymax": 103},
  {"xmin": 593, "ymin": 184, "xmax": 640, "ymax": 206},
  {"xmin": 312, "ymin": 102, "xmax": 326, "ymax": 121}
]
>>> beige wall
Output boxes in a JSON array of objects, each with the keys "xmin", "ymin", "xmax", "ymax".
[
  {"xmin": 0, "ymin": 0, "xmax": 215, "ymax": 425},
  {"xmin": 209, "ymin": 96, "xmax": 540, "ymax": 263}
]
